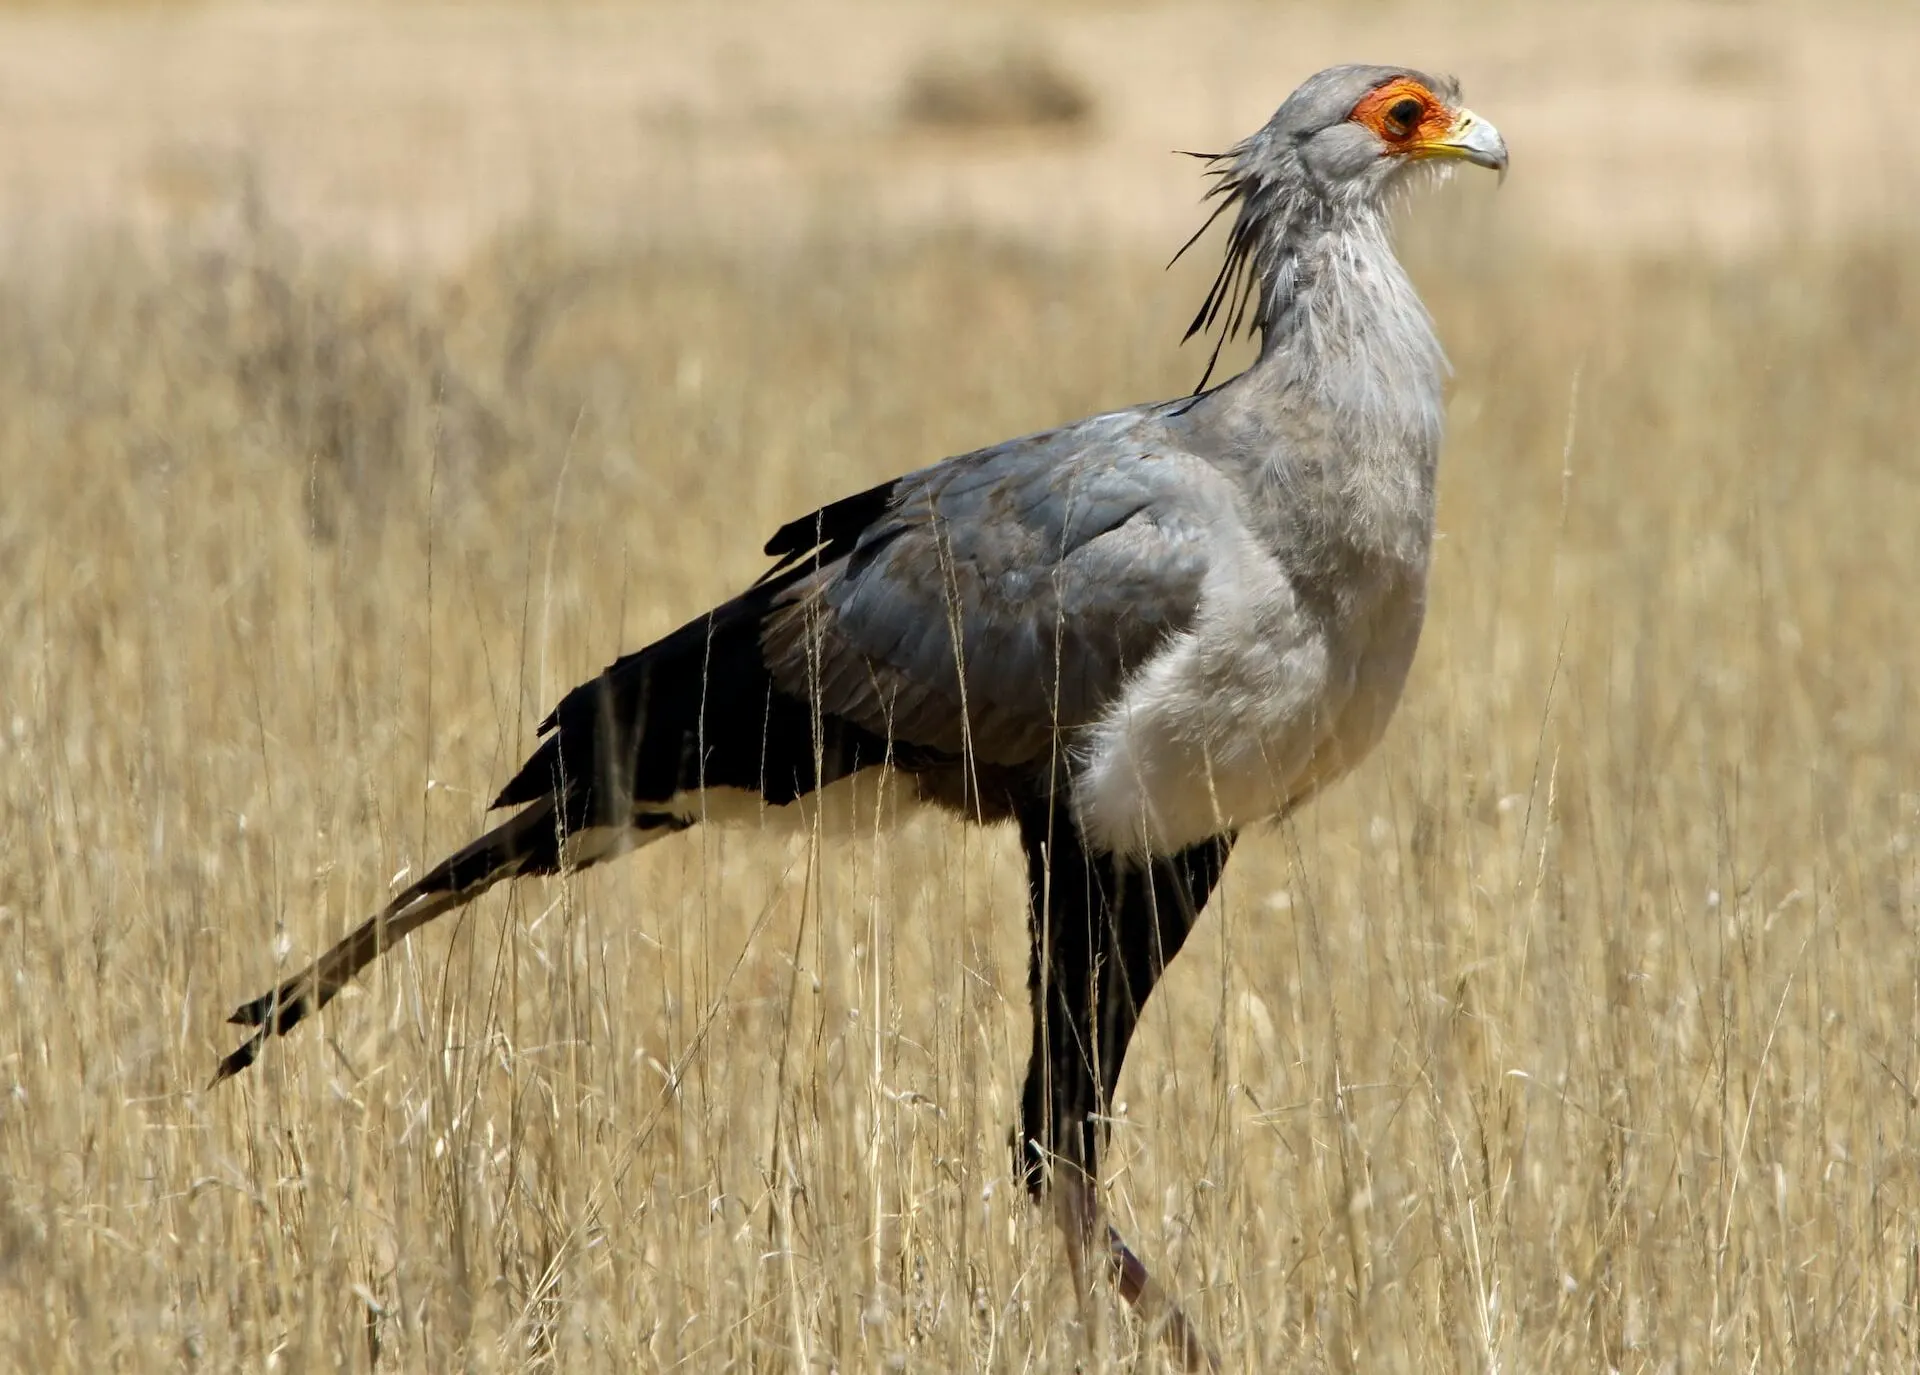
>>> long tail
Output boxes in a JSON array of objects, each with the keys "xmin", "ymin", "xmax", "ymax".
[
  {"xmin": 212, "ymin": 572, "xmax": 903, "ymax": 1087},
  {"xmin": 211, "ymin": 460, "xmax": 934, "ymax": 1089},
  {"xmin": 211, "ymin": 800, "xmax": 568, "ymax": 1085}
]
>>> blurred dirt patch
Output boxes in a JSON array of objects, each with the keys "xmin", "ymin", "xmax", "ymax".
[
  {"xmin": 898, "ymin": 41, "xmax": 1094, "ymax": 131},
  {"xmin": 1681, "ymin": 35, "xmax": 1777, "ymax": 89}
]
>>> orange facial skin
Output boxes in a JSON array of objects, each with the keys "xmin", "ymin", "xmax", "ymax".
[{"xmin": 1347, "ymin": 78, "xmax": 1458, "ymax": 154}]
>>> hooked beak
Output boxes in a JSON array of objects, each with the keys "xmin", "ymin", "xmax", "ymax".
[{"xmin": 1422, "ymin": 108, "xmax": 1509, "ymax": 182}]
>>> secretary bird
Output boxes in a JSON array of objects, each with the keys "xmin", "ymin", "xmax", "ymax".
[{"xmin": 216, "ymin": 65, "xmax": 1506, "ymax": 1366}]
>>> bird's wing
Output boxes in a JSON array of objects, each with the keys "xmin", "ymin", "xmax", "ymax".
[{"xmin": 761, "ymin": 416, "xmax": 1232, "ymax": 766}]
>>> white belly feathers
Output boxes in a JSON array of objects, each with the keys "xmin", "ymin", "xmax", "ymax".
[{"xmin": 1072, "ymin": 534, "xmax": 1423, "ymax": 857}]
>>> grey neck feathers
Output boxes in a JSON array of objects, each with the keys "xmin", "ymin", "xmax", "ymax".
[
  {"xmin": 1250, "ymin": 184, "xmax": 1445, "ymax": 461},
  {"xmin": 1182, "ymin": 153, "xmax": 1449, "ymax": 563}
]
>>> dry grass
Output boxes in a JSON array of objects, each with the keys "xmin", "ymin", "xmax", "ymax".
[{"xmin": 2, "ymin": 189, "xmax": 1919, "ymax": 1372}]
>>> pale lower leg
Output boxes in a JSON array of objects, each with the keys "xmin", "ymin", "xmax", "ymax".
[{"xmin": 1053, "ymin": 1168, "xmax": 1219, "ymax": 1373}]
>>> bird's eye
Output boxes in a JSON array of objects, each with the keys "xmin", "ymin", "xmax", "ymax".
[
  {"xmin": 1347, "ymin": 79, "xmax": 1441, "ymax": 144},
  {"xmin": 1385, "ymin": 97, "xmax": 1425, "ymax": 136}
]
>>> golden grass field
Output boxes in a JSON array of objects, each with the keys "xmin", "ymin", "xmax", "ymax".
[{"xmin": 4, "ymin": 3, "xmax": 1920, "ymax": 1371}]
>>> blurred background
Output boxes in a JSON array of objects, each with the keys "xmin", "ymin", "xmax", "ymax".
[
  {"xmin": 0, "ymin": 0, "xmax": 1907, "ymax": 255},
  {"xmin": 2, "ymin": 2, "xmax": 1918, "ymax": 1371}
]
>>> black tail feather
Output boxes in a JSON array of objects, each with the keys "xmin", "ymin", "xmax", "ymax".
[
  {"xmin": 489, "ymin": 590, "xmax": 892, "ymax": 820},
  {"xmin": 217, "ymin": 557, "xmax": 904, "ymax": 1088},
  {"xmin": 211, "ymin": 800, "xmax": 562, "ymax": 1085}
]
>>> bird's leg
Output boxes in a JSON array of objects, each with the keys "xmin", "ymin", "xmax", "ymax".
[{"xmin": 1015, "ymin": 801, "xmax": 1234, "ymax": 1370}]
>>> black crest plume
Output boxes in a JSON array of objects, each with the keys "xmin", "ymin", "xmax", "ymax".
[{"xmin": 1168, "ymin": 142, "xmax": 1281, "ymax": 394}]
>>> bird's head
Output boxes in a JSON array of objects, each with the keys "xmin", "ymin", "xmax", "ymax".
[
  {"xmin": 1267, "ymin": 64, "xmax": 1508, "ymax": 202},
  {"xmin": 1175, "ymin": 66, "xmax": 1507, "ymax": 385}
]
